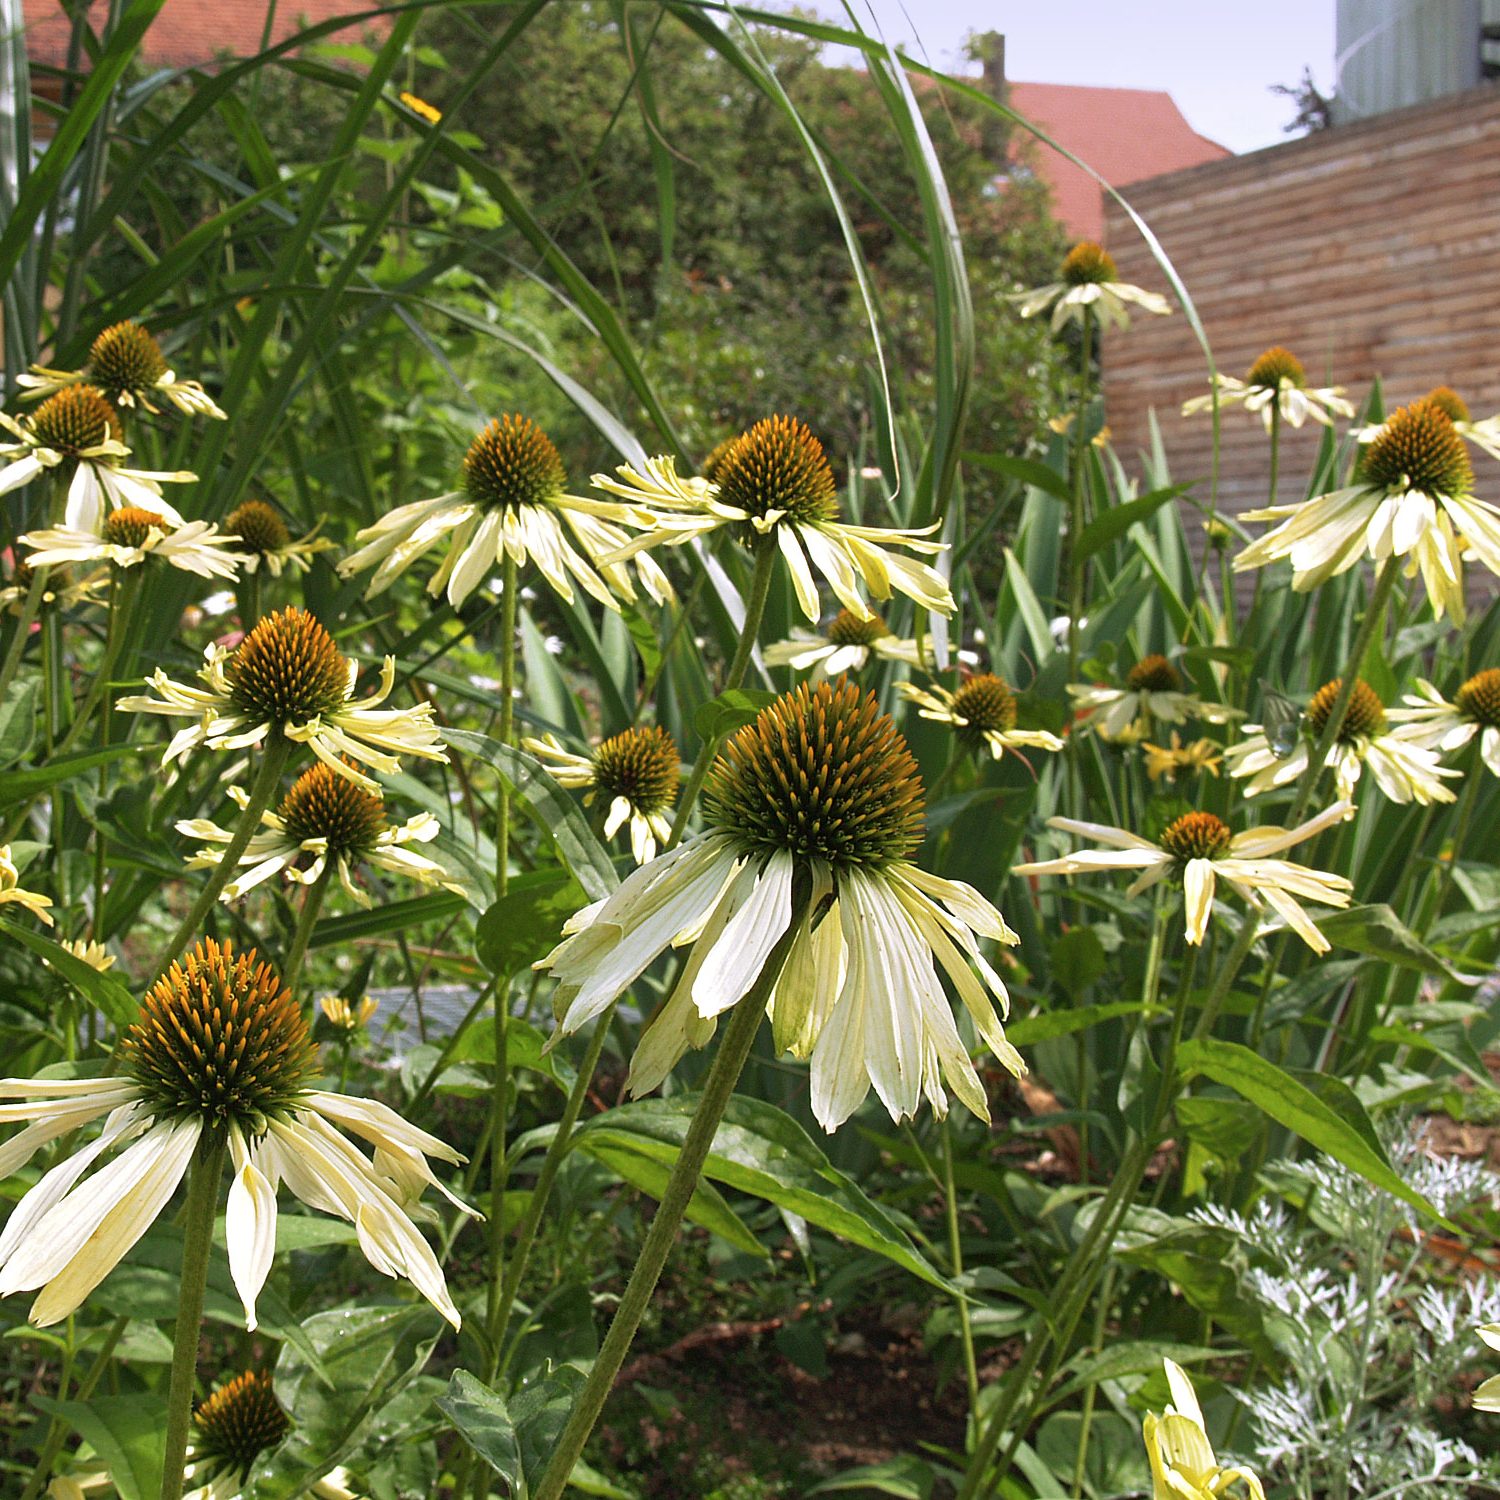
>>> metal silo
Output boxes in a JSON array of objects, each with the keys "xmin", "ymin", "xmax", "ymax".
[{"xmin": 1334, "ymin": 0, "xmax": 1485, "ymax": 121}]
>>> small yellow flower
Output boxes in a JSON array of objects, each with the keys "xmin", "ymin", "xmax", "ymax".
[
  {"xmin": 1143, "ymin": 1359, "xmax": 1266, "ymax": 1500},
  {"xmin": 0, "ymin": 846, "xmax": 53, "ymax": 926},
  {"xmin": 321, "ymin": 995, "xmax": 380, "ymax": 1032},
  {"xmin": 1142, "ymin": 732, "xmax": 1223, "ymax": 783}
]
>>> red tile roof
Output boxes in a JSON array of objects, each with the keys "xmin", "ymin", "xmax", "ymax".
[
  {"xmin": 1005, "ymin": 81, "xmax": 1230, "ymax": 241},
  {"xmin": 21, "ymin": 0, "xmax": 383, "ymax": 70}
]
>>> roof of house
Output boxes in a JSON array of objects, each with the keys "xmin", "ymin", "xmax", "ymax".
[
  {"xmin": 20, "ymin": 0, "xmax": 381, "ymax": 71},
  {"xmin": 1005, "ymin": 81, "xmax": 1231, "ymax": 240}
]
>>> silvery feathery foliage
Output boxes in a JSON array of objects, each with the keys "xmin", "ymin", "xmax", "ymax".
[{"xmin": 1187, "ymin": 1129, "xmax": 1500, "ymax": 1500}]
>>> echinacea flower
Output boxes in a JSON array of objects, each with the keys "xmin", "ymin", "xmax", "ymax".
[
  {"xmin": 176, "ymin": 761, "xmax": 462, "ymax": 905},
  {"xmin": 321, "ymin": 995, "xmax": 380, "ymax": 1032},
  {"xmin": 20, "ymin": 504, "xmax": 247, "ymax": 581},
  {"xmin": 117, "ymin": 606, "xmax": 448, "ymax": 791},
  {"xmin": 0, "ymin": 845, "xmax": 52, "ymax": 925},
  {"xmin": 1142, "ymin": 1359, "xmax": 1266, "ymax": 1500},
  {"xmin": 1182, "ymin": 346, "xmax": 1354, "ymax": 432},
  {"xmin": 763, "ymin": 607, "xmax": 940, "ymax": 676},
  {"xmin": 1068, "ymin": 655, "xmax": 1242, "ymax": 742},
  {"xmin": 48, "ymin": 939, "xmax": 115, "ymax": 973},
  {"xmin": 1359, "ymin": 386, "xmax": 1500, "ymax": 466},
  {"xmin": 0, "ymin": 939, "xmax": 466, "ymax": 1329},
  {"xmin": 1390, "ymin": 669, "xmax": 1500, "ymax": 776},
  {"xmin": 541, "ymin": 679, "xmax": 1025, "ymax": 1132},
  {"xmin": 0, "ymin": 386, "xmax": 197, "ymax": 517},
  {"xmin": 899, "ymin": 674, "xmax": 1064, "ymax": 760},
  {"xmin": 338, "ymin": 414, "xmax": 672, "ymax": 610},
  {"xmin": 1234, "ymin": 398, "xmax": 1500, "ymax": 622},
  {"xmin": 1009, "ymin": 241, "xmax": 1171, "ymax": 333},
  {"xmin": 1475, "ymin": 1324, "xmax": 1500, "ymax": 1413},
  {"xmin": 522, "ymin": 726, "xmax": 680, "ymax": 864},
  {"xmin": 18, "ymin": 321, "xmax": 226, "ymax": 418},
  {"xmin": 224, "ymin": 499, "xmax": 336, "ymax": 577},
  {"xmin": 1225, "ymin": 677, "xmax": 1458, "ymax": 805},
  {"xmin": 46, "ymin": 1369, "xmax": 362, "ymax": 1500},
  {"xmin": 1014, "ymin": 804, "xmax": 1354, "ymax": 952},
  {"xmin": 0, "ymin": 559, "xmax": 108, "ymax": 615},
  {"xmin": 1142, "ymin": 732, "xmax": 1223, "ymax": 783},
  {"xmin": 592, "ymin": 418, "xmax": 954, "ymax": 622}
]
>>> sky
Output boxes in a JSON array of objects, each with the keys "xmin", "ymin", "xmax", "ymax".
[{"xmin": 795, "ymin": 1, "xmax": 1338, "ymax": 155}]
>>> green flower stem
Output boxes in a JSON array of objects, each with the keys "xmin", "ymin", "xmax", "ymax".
[
  {"xmin": 160, "ymin": 1135, "xmax": 227, "ymax": 1500},
  {"xmin": 489, "ymin": 1003, "xmax": 615, "ymax": 1374},
  {"xmin": 1432, "ymin": 739, "xmax": 1483, "ymax": 914},
  {"xmin": 159, "ymin": 737, "xmax": 293, "ymax": 973},
  {"xmin": 941, "ymin": 1119, "xmax": 981, "ymax": 1420},
  {"xmin": 531, "ymin": 886, "xmax": 810, "ymax": 1500},
  {"xmin": 18, "ymin": 1315, "xmax": 128, "ymax": 1500},
  {"xmin": 481, "ymin": 552, "xmax": 520, "ymax": 1388},
  {"xmin": 1064, "ymin": 308, "xmax": 1094, "ymax": 826},
  {"xmin": 665, "ymin": 537, "xmax": 778, "ymax": 850},
  {"xmin": 0, "ymin": 563, "xmax": 49, "ymax": 709},
  {"xmin": 281, "ymin": 859, "xmax": 333, "ymax": 991},
  {"xmin": 239, "ymin": 569, "xmax": 263, "ymax": 633},
  {"xmin": 57, "ymin": 565, "xmax": 138, "ymax": 759}
]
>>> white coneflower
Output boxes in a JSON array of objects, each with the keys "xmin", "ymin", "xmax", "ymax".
[
  {"xmin": 224, "ymin": 499, "xmax": 336, "ymax": 578},
  {"xmin": 116, "ymin": 606, "xmax": 448, "ymax": 792},
  {"xmin": 592, "ymin": 418, "xmax": 954, "ymax": 622},
  {"xmin": 1358, "ymin": 386, "xmax": 1500, "ymax": 466},
  {"xmin": 177, "ymin": 761, "xmax": 462, "ymax": 905},
  {"xmin": 18, "ymin": 321, "xmax": 226, "ymax": 418},
  {"xmin": 1009, "ymin": 241, "xmax": 1171, "ymax": 333},
  {"xmin": 1143, "ymin": 1359, "xmax": 1267, "ymax": 1500},
  {"xmin": 0, "ymin": 559, "xmax": 108, "ymax": 615},
  {"xmin": 1235, "ymin": 399, "xmax": 1500, "ymax": 622},
  {"xmin": 1389, "ymin": 669, "xmax": 1500, "ymax": 776},
  {"xmin": 541, "ymin": 679, "xmax": 1025, "ymax": 1133},
  {"xmin": 523, "ymin": 726, "xmax": 680, "ymax": 864},
  {"xmin": 763, "ymin": 607, "xmax": 944, "ymax": 676},
  {"xmin": 1182, "ymin": 346, "xmax": 1354, "ymax": 432},
  {"xmin": 1067, "ymin": 654, "xmax": 1243, "ymax": 743},
  {"xmin": 1015, "ymin": 803, "xmax": 1354, "ymax": 953},
  {"xmin": 1226, "ymin": 677, "xmax": 1458, "ymax": 806},
  {"xmin": 339, "ymin": 414, "xmax": 672, "ymax": 610},
  {"xmin": 0, "ymin": 939, "xmax": 466, "ymax": 1330},
  {"xmin": 20, "ymin": 504, "xmax": 248, "ymax": 581},
  {"xmin": 0, "ymin": 386, "xmax": 196, "ymax": 521},
  {"xmin": 0, "ymin": 845, "xmax": 52, "ymax": 925},
  {"xmin": 898, "ymin": 674, "xmax": 1064, "ymax": 761}
]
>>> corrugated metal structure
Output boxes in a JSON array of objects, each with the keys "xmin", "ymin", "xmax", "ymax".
[{"xmin": 1334, "ymin": 0, "xmax": 1489, "ymax": 120}]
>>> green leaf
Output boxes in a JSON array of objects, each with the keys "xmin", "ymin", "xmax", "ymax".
[
  {"xmin": 438, "ymin": 1371, "xmax": 522, "ymax": 1493},
  {"xmin": 693, "ymin": 687, "xmax": 779, "ymax": 743},
  {"xmin": 1178, "ymin": 1038, "xmax": 1443, "ymax": 1222},
  {"xmin": 1048, "ymin": 927, "xmax": 1105, "ymax": 999},
  {"xmin": 575, "ymin": 1135, "xmax": 766, "ymax": 1257},
  {"xmin": 1075, "ymin": 485, "xmax": 1188, "ymax": 562},
  {"xmin": 962, "ymin": 451, "xmax": 1070, "ymax": 501},
  {"xmin": 0, "ymin": 745, "xmax": 137, "ymax": 803},
  {"xmin": 1007, "ymin": 1001, "xmax": 1161, "ymax": 1046},
  {"xmin": 0, "ymin": 676, "xmax": 38, "ymax": 767},
  {"xmin": 34, "ymin": 1393, "xmax": 166, "ymax": 1500},
  {"xmin": 475, "ymin": 867, "xmax": 585, "ymax": 977},
  {"xmin": 311, "ymin": 891, "xmax": 467, "ymax": 948},
  {"xmin": 1174, "ymin": 1097, "xmax": 1262, "ymax": 1162},
  {"xmin": 445, "ymin": 729, "xmax": 617, "ymax": 901},
  {"xmin": 808, "ymin": 1454, "xmax": 936, "ymax": 1498},
  {"xmin": 574, "ymin": 1096, "xmax": 949, "ymax": 1290},
  {"xmin": 514, "ymin": 1364, "xmax": 589, "ymax": 1492},
  {"xmin": 1317, "ymin": 903, "xmax": 1477, "ymax": 982},
  {"xmin": 1, "ymin": 921, "xmax": 136, "ymax": 1028}
]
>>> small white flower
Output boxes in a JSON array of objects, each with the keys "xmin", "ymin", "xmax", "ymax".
[
  {"xmin": 898, "ymin": 675, "xmax": 1063, "ymax": 760},
  {"xmin": 117, "ymin": 607, "xmax": 448, "ymax": 793},
  {"xmin": 1226, "ymin": 677, "xmax": 1458, "ymax": 806},
  {"xmin": 1183, "ymin": 347, "xmax": 1353, "ymax": 432},
  {"xmin": 1388, "ymin": 671, "xmax": 1500, "ymax": 777},
  {"xmin": 1015, "ymin": 804, "xmax": 1354, "ymax": 952},
  {"xmin": 593, "ymin": 420, "xmax": 953, "ymax": 623},
  {"xmin": 339, "ymin": 414, "xmax": 672, "ymax": 611},
  {"xmin": 763, "ymin": 606, "xmax": 957, "ymax": 677},
  {"xmin": 1068, "ymin": 654, "xmax": 1242, "ymax": 742},
  {"xmin": 18, "ymin": 321, "xmax": 226, "ymax": 418},
  {"xmin": 1009, "ymin": 241, "xmax": 1171, "ymax": 333},
  {"xmin": 223, "ymin": 499, "xmax": 337, "ymax": 577},
  {"xmin": 177, "ymin": 761, "xmax": 462, "ymax": 907},
  {"xmin": 20, "ymin": 504, "xmax": 248, "ymax": 581}
]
